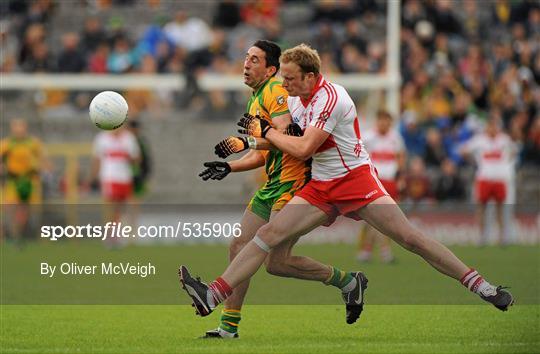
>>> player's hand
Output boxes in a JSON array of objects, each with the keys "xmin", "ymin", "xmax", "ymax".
[
  {"xmin": 237, "ymin": 113, "xmax": 271, "ymax": 138},
  {"xmin": 284, "ymin": 123, "xmax": 303, "ymax": 137},
  {"xmin": 198, "ymin": 161, "xmax": 232, "ymax": 181},
  {"xmin": 214, "ymin": 136, "xmax": 249, "ymax": 158}
]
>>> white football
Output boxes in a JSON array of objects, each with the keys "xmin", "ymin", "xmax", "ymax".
[{"xmin": 89, "ymin": 91, "xmax": 129, "ymax": 130}]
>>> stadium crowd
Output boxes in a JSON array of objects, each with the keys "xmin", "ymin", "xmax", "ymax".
[{"xmin": 1, "ymin": 0, "xmax": 539, "ymax": 203}]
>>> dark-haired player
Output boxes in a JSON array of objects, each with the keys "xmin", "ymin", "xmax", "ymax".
[{"xmin": 199, "ymin": 40, "xmax": 329, "ymax": 339}]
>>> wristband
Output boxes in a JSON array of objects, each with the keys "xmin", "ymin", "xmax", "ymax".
[{"xmin": 247, "ymin": 136, "xmax": 257, "ymax": 149}]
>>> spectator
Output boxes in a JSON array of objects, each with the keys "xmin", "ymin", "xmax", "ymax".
[
  {"xmin": 523, "ymin": 115, "xmax": 540, "ymax": 165},
  {"xmin": 428, "ymin": 0, "xmax": 461, "ymax": 35},
  {"xmin": 0, "ymin": 20, "xmax": 18, "ymax": 72},
  {"xmin": 343, "ymin": 19, "xmax": 367, "ymax": 54},
  {"xmin": 22, "ymin": 41, "xmax": 54, "ymax": 72},
  {"xmin": 404, "ymin": 156, "xmax": 432, "ymax": 203},
  {"xmin": 338, "ymin": 43, "xmax": 367, "ymax": 73},
  {"xmin": 457, "ymin": 0, "xmax": 489, "ymax": 40},
  {"xmin": 80, "ymin": 17, "xmax": 107, "ymax": 55},
  {"xmin": 491, "ymin": 0, "xmax": 512, "ymax": 27},
  {"xmin": 434, "ymin": 158, "xmax": 465, "ymax": 201},
  {"xmin": 164, "ymin": 10, "xmax": 211, "ymax": 53},
  {"xmin": 18, "ymin": 23, "xmax": 45, "ymax": 67},
  {"xmin": 107, "ymin": 36, "xmax": 137, "ymax": 73},
  {"xmin": 136, "ymin": 17, "xmax": 174, "ymax": 59},
  {"xmin": 312, "ymin": 21, "xmax": 340, "ymax": 56},
  {"xmin": 240, "ymin": 0, "xmax": 280, "ymax": 28},
  {"xmin": 424, "ymin": 128, "xmax": 446, "ymax": 168},
  {"xmin": 312, "ymin": 0, "xmax": 356, "ymax": 23},
  {"xmin": 88, "ymin": 42, "xmax": 109, "ymax": 74},
  {"xmin": 527, "ymin": 7, "xmax": 540, "ymax": 37},
  {"xmin": 402, "ymin": 0, "xmax": 427, "ymax": 31},
  {"xmin": 57, "ymin": 32, "xmax": 85, "ymax": 73},
  {"xmin": 213, "ymin": 0, "xmax": 242, "ymax": 29},
  {"xmin": 399, "ymin": 110, "xmax": 425, "ymax": 157}
]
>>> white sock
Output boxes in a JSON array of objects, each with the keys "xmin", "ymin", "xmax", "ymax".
[
  {"xmin": 476, "ymin": 280, "xmax": 497, "ymax": 297},
  {"xmin": 460, "ymin": 269, "xmax": 496, "ymax": 296}
]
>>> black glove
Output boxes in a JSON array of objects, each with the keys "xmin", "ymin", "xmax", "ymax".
[
  {"xmin": 214, "ymin": 136, "xmax": 249, "ymax": 159},
  {"xmin": 284, "ymin": 123, "xmax": 303, "ymax": 137},
  {"xmin": 237, "ymin": 113, "xmax": 271, "ymax": 138},
  {"xmin": 198, "ymin": 161, "xmax": 232, "ymax": 181}
]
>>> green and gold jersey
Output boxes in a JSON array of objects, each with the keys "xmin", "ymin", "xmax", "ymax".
[{"xmin": 246, "ymin": 76, "xmax": 311, "ymax": 186}]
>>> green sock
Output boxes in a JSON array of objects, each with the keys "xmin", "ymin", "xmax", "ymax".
[
  {"xmin": 219, "ymin": 309, "xmax": 241, "ymax": 334},
  {"xmin": 325, "ymin": 266, "xmax": 354, "ymax": 290}
]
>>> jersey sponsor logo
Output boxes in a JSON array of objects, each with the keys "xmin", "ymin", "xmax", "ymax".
[
  {"xmin": 365, "ymin": 190, "xmax": 378, "ymax": 199},
  {"xmin": 370, "ymin": 151, "xmax": 396, "ymax": 161},
  {"xmin": 483, "ymin": 150, "xmax": 503, "ymax": 160},
  {"xmin": 277, "ymin": 95, "xmax": 284, "ymax": 105},
  {"xmin": 292, "ymin": 116, "xmax": 300, "ymax": 124}
]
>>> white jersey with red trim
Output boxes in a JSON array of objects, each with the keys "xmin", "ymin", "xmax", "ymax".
[
  {"xmin": 93, "ymin": 130, "xmax": 140, "ymax": 183},
  {"xmin": 288, "ymin": 76, "xmax": 371, "ymax": 181},
  {"xmin": 362, "ymin": 129, "xmax": 404, "ymax": 181},
  {"xmin": 462, "ymin": 132, "xmax": 516, "ymax": 181}
]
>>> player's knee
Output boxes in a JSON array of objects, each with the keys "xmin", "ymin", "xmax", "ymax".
[{"xmin": 257, "ymin": 223, "xmax": 289, "ymax": 249}]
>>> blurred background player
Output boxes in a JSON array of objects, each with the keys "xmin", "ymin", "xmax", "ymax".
[
  {"xmin": 357, "ymin": 110, "xmax": 405, "ymax": 263},
  {"xmin": 461, "ymin": 115, "xmax": 517, "ymax": 245},
  {"xmin": 127, "ymin": 119, "xmax": 151, "ymax": 201},
  {"xmin": 0, "ymin": 118, "xmax": 49, "ymax": 245},
  {"xmin": 89, "ymin": 125, "xmax": 140, "ymax": 246},
  {"xmin": 199, "ymin": 40, "xmax": 311, "ymax": 339},
  {"xmin": 126, "ymin": 119, "xmax": 152, "ymax": 229}
]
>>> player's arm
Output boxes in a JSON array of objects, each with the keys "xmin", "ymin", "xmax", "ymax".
[
  {"xmin": 215, "ymin": 85, "xmax": 294, "ymax": 158},
  {"xmin": 229, "ymin": 149, "xmax": 265, "ymax": 171},
  {"xmin": 264, "ymin": 126, "xmax": 329, "ymax": 161},
  {"xmin": 238, "ymin": 113, "xmax": 329, "ymax": 161},
  {"xmin": 251, "ymin": 113, "xmax": 292, "ymax": 150},
  {"xmin": 214, "ymin": 114, "xmax": 299, "ymax": 158},
  {"xmin": 199, "ymin": 150, "xmax": 265, "ymax": 181}
]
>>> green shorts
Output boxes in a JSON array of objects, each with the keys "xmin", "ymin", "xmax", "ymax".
[{"xmin": 247, "ymin": 179, "xmax": 306, "ymax": 221}]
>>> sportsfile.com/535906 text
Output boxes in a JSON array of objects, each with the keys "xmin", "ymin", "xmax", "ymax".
[{"xmin": 40, "ymin": 222, "xmax": 242, "ymax": 241}]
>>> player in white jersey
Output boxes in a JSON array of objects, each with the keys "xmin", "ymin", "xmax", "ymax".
[
  {"xmin": 461, "ymin": 118, "xmax": 517, "ymax": 245},
  {"xmin": 357, "ymin": 110, "xmax": 406, "ymax": 263},
  {"xmin": 90, "ymin": 127, "xmax": 140, "ymax": 237},
  {"xmin": 178, "ymin": 44, "xmax": 514, "ymax": 325}
]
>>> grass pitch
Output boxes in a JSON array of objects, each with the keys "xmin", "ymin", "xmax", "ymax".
[
  {"xmin": 2, "ymin": 305, "xmax": 538, "ymax": 353},
  {"xmin": 1, "ymin": 243, "xmax": 539, "ymax": 353}
]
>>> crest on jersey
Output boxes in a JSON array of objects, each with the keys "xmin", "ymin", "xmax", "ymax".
[
  {"xmin": 318, "ymin": 111, "xmax": 330, "ymax": 122},
  {"xmin": 354, "ymin": 142, "xmax": 362, "ymax": 157},
  {"xmin": 277, "ymin": 95, "xmax": 284, "ymax": 105}
]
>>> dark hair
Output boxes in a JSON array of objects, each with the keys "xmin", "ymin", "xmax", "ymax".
[{"xmin": 253, "ymin": 40, "xmax": 281, "ymax": 75}]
